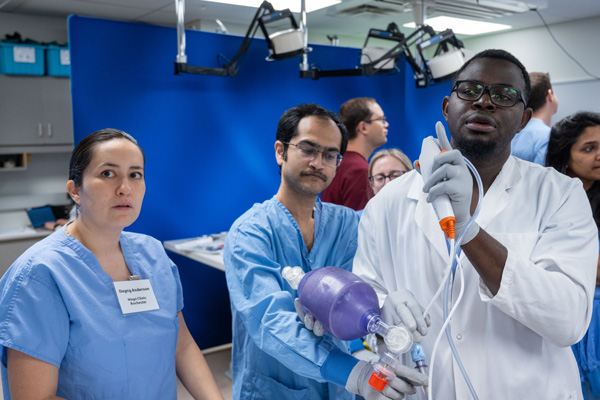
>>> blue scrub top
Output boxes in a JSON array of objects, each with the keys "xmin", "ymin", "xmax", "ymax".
[
  {"xmin": 511, "ymin": 118, "xmax": 550, "ymax": 165},
  {"xmin": 225, "ymin": 197, "xmax": 360, "ymax": 400},
  {"xmin": 0, "ymin": 230, "xmax": 183, "ymax": 400}
]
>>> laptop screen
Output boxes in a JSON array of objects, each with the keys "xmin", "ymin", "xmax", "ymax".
[{"xmin": 26, "ymin": 206, "xmax": 56, "ymax": 228}]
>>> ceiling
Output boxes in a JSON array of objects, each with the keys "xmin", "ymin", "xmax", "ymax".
[{"xmin": 3, "ymin": 0, "xmax": 600, "ymax": 45}]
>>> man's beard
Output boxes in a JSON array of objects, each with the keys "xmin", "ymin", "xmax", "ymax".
[{"xmin": 453, "ymin": 135, "xmax": 499, "ymax": 160}]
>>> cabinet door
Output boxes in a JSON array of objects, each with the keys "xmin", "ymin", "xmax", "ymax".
[
  {"xmin": 0, "ymin": 75, "xmax": 45, "ymax": 146},
  {"xmin": 40, "ymin": 77, "xmax": 74, "ymax": 145},
  {"xmin": 0, "ymin": 238, "xmax": 44, "ymax": 277}
]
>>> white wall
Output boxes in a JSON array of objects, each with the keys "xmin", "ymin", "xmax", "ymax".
[
  {"xmin": 0, "ymin": 12, "xmax": 68, "ymax": 43},
  {"xmin": 462, "ymin": 15, "xmax": 600, "ymax": 124}
]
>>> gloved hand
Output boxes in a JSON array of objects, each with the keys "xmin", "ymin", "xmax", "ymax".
[
  {"xmin": 345, "ymin": 360, "xmax": 428, "ymax": 400},
  {"xmin": 353, "ymin": 347, "xmax": 381, "ymax": 363},
  {"xmin": 294, "ymin": 298, "xmax": 326, "ymax": 336},
  {"xmin": 381, "ymin": 290, "xmax": 430, "ymax": 342},
  {"xmin": 422, "ymin": 131, "xmax": 479, "ymax": 243}
]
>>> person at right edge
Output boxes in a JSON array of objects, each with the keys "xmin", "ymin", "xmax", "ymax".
[
  {"xmin": 353, "ymin": 49, "xmax": 598, "ymax": 399},
  {"xmin": 547, "ymin": 111, "xmax": 600, "ymax": 399}
]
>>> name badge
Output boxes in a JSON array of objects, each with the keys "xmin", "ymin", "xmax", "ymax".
[{"xmin": 114, "ymin": 279, "xmax": 160, "ymax": 315}]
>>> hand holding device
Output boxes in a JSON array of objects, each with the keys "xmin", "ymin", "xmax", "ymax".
[
  {"xmin": 381, "ymin": 289, "xmax": 430, "ymax": 343},
  {"xmin": 422, "ymin": 122, "xmax": 479, "ymax": 244},
  {"xmin": 346, "ymin": 359, "xmax": 428, "ymax": 400},
  {"xmin": 417, "ymin": 122, "xmax": 456, "ymax": 238},
  {"xmin": 294, "ymin": 298, "xmax": 326, "ymax": 336}
]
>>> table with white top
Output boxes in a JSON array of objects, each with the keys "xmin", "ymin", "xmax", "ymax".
[
  {"xmin": 163, "ymin": 237, "xmax": 225, "ymax": 271},
  {"xmin": 163, "ymin": 233, "xmax": 230, "ymax": 350}
]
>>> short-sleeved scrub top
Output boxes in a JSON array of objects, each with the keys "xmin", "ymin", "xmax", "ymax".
[{"xmin": 0, "ymin": 229, "xmax": 184, "ymax": 400}]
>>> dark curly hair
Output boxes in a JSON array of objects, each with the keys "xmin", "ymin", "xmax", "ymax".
[{"xmin": 546, "ymin": 111, "xmax": 600, "ymax": 228}]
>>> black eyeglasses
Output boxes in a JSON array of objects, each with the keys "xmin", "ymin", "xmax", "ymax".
[
  {"xmin": 452, "ymin": 80, "xmax": 526, "ymax": 107},
  {"xmin": 365, "ymin": 116, "xmax": 387, "ymax": 124},
  {"xmin": 369, "ymin": 171, "xmax": 407, "ymax": 188},
  {"xmin": 283, "ymin": 142, "xmax": 343, "ymax": 168}
]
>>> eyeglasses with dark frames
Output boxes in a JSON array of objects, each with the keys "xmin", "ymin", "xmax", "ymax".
[
  {"xmin": 369, "ymin": 170, "xmax": 407, "ymax": 188},
  {"xmin": 282, "ymin": 141, "xmax": 343, "ymax": 168},
  {"xmin": 451, "ymin": 80, "xmax": 526, "ymax": 107}
]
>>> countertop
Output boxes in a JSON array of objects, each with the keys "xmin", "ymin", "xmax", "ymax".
[
  {"xmin": 0, "ymin": 226, "xmax": 52, "ymax": 242},
  {"xmin": 163, "ymin": 237, "xmax": 225, "ymax": 272}
]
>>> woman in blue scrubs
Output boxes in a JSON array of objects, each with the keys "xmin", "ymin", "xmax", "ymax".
[
  {"xmin": 547, "ymin": 111, "xmax": 600, "ymax": 399},
  {"xmin": 0, "ymin": 129, "xmax": 223, "ymax": 400}
]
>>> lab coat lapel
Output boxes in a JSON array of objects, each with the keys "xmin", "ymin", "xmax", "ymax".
[
  {"xmin": 409, "ymin": 175, "xmax": 450, "ymax": 263},
  {"xmin": 474, "ymin": 157, "xmax": 521, "ymax": 229}
]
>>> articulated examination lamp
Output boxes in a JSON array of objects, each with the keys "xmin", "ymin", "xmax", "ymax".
[
  {"xmin": 259, "ymin": 8, "xmax": 305, "ymax": 61},
  {"xmin": 413, "ymin": 28, "xmax": 473, "ymax": 88},
  {"xmin": 174, "ymin": 0, "xmax": 306, "ymax": 77},
  {"xmin": 300, "ymin": 22, "xmax": 471, "ymax": 88},
  {"xmin": 360, "ymin": 23, "xmax": 406, "ymax": 72}
]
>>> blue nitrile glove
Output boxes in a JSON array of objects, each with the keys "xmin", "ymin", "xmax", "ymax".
[
  {"xmin": 345, "ymin": 360, "xmax": 428, "ymax": 400},
  {"xmin": 423, "ymin": 148, "xmax": 480, "ymax": 244},
  {"xmin": 381, "ymin": 290, "xmax": 430, "ymax": 342},
  {"xmin": 294, "ymin": 298, "xmax": 326, "ymax": 336}
]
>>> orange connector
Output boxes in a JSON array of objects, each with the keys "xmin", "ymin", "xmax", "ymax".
[{"xmin": 439, "ymin": 216, "xmax": 455, "ymax": 239}]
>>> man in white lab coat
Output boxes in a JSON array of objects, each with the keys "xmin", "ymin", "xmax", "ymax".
[{"xmin": 353, "ymin": 49, "xmax": 598, "ymax": 399}]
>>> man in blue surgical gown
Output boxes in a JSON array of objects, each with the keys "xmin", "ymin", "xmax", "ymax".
[{"xmin": 224, "ymin": 104, "xmax": 427, "ymax": 400}]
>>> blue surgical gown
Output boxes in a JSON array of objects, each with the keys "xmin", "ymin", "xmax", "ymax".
[
  {"xmin": 224, "ymin": 197, "xmax": 360, "ymax": 400},
  {"xmin": 0, "ymin": 229, "xmax": 183, "ymax": 400},
  {"xmin": 573, "ymin": 237, "xmax": 600, "ymax": 398}
]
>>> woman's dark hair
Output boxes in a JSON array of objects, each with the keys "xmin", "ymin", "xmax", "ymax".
[
  {"xmin": 69, "ymin": 128, "xmax": 145, "ymax": 187},
  {"xmin": 546, "ymin": 111, "xmax": 600, "ymax": 228}
]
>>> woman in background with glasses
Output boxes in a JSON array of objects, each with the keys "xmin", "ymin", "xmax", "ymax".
[
  {"xmin": 368, "ymin": 148, "xmax": 413, "ymax": 196},
  {"xmin": 546, "ymin": 111, "xmax": 600, "ymax": 399}
]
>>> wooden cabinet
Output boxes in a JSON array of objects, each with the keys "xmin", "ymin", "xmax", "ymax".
[{"xmin": 0, "ymin": 75, "xmax": 73, "ymax": 150}]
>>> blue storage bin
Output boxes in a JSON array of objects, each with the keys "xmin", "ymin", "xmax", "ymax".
[
  {"xmin": 46, "ymin": 45, "xmax": 70, "ymax": 77},
  {"xmin": 0, "ymin": 42, "xmax": 45, "ymax": 75}
]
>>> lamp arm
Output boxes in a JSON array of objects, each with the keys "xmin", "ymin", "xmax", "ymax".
[
  {"xmin": 174, "ymin": 0, "xmax": 276, "ymax": 77},
  {"xmin": 362, "ymin": 24, "xmax": 429, "ymax": 76},
  {"xmin": 225, "ymin": 1, "xmax": 274, "ymax": 71}
]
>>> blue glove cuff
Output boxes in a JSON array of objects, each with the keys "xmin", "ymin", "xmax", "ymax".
[
  {"xmin": 349, "ymin": 338, "xmax": 366, "ymax": 353},
  {"xmin": 321, "ymin": 348, "xmax": 359, "ymax": 387}
]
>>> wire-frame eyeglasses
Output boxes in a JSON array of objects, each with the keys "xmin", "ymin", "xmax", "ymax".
[
  {"xmin": 369, "ymin": 171, "xmax": 407, "ymax": 188},
  {"xmin": 283, "ymin": 142, "xmax": 343, "ymax": 168}
]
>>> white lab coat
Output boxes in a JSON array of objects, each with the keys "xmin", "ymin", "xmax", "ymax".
[{"xmin": 354, "ymin": 156, "xmax": 598, "ymax": 400}]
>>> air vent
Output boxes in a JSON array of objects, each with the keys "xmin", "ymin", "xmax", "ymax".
[
  {"xmin": 377, "ymin": 0, "xmax": 546, "ymax": 20},
  {"xmin": 336, "ymin": 4, "xmax": 404, "ymax": 16},
  {"xmin": 433, "ymin": 1, "xmax": 527, "ymax": 20}
]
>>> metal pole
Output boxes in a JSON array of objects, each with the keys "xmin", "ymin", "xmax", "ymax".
[
  {"xmin": 176, "ymin": 0, "xmax": 187, "ymax": 64},
  {"xmin": 300, "ymin": 0, "xmax": 309, "ymax": 71}
]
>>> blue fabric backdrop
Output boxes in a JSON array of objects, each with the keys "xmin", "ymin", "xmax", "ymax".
[{"xmin": 68, "ymin": 15, "xmax": 451, "ymax": 348}]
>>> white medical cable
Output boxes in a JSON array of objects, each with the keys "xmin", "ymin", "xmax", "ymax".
[
  {"xmin": 440, "ymin": 157, "xmax": 484, "ymax": 399},
  {"xmin": 442, "ymin": 254, "xmax": 480, "ymax": 400},
  {"xmin": 424, "ymin": 155, "xmax": 484, "ymax": 400},
  {"xmin": 424, "ymin": 157, "xmax": 484, "ymax": 317},
  {"xmin": 456, "ymin": 157, "xmax": 484, "ymax": 247},
  {"xmin": 427, "ymin": 246, "xmax": 466, "ymax": 400},
  {"xmin": 423, "ymin": 239, "xmax": 455, "ymax": 317}
]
